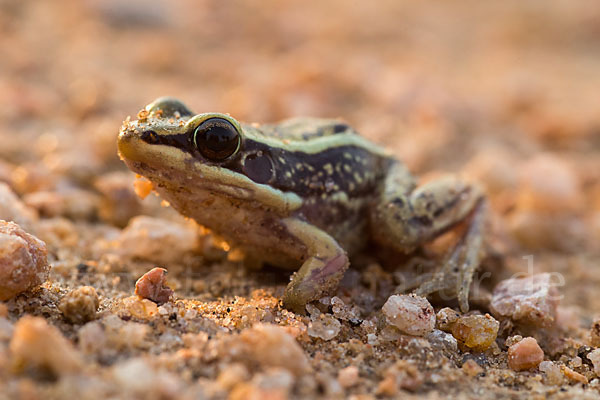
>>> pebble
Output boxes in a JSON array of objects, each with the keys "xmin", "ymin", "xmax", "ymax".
[
  {"xmin": 507, "ymin": 337, "xmax": 544, "ymax": 371},
  {"xmin": 0, "ymin": 220, "xmax": 49, "ymax": 300},
  {"xmin": 117, "ymin": 216, "xmax": 199, "ymax": 264},
  {"xmin": 231, "ymin": 324, "xmax": 310, "ymax": 376},
  {"xmin": 590, "ymin": 317, "xmax": 600, "ymax": 347},
  {"xmin": 539, "ymin": 361, "xmax": 564, "ymax": 385},
  {"xmin": 308, "ymin": 313, "xmax": 341, "ymax": 341},
  {"xmin": 59, "ymin": 286, "xmax": 100, "ymax": 324},
  {"xmin": 562, "ymin": 365, "xmax": 588, "ymax": 384},
  {"xmin": 516, "ymin": 154, "xmax": 581, "ymax": 213},
  {"xmin": 426, "ymin": 329, "xmax": 458, "ymax": 352},
  {"xmin": 0, "ymin": 182, "xmax": 37, "ymax": 230},
  {"xmin": 451, "ymin": 314, "xmax": 499, "ymax": 351},
  {"xmin": 490, "ymin": 273, "xmax": 559, "ymax": 327},
  {"xmin": 123, "ymin": 296, "xmax": 159, "ymax": 319},
  {"xmin": 436, "ymin": 307, "xmax": 460, "ymax": 332},
  {"xmin": 337, "ymin": 365, "xmax": 359, "ymax": 388},
  {"xmin": 10, "ymin": 315, "xmax": 83, "ymax": 376},
  {"xmin": 381, "ymin": 294, "xmax": 435, "ymax": 336},
  {"xmin": 135, "ymin": 267, "xmax": 173, "ymax": 305},
  {"xmin": 94, "ymin": 172, "xmax": 142, "ymax": 227},
  {"xmin": 587, "ymin": 349, "xmax": 600, "ymax": 376},
  {"xmin": 462, "ymin": 359, "xmax": 483, "ymax": 377}
]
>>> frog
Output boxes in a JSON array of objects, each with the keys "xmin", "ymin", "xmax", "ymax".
[{"xmin": 117, "ymin": 97, "xmax": 487, "ymax": 314}]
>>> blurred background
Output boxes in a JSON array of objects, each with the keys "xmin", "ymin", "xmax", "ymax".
[{"xmin": 0, "ymin": 0, "xmax": 599, "ymax": 308}]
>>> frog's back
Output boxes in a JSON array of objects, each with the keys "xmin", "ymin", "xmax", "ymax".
[
  {"xmin": 241, "ymin": 117, "xmax": 396, "ymax": 251},
  {"xmin": 254, "ymin": 117, "xmax": 357, "ymax": 142}
]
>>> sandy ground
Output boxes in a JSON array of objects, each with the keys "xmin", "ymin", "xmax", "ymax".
[{"xmin": 1, "ymin": 1, "xmax": 600, "ymax": 399}]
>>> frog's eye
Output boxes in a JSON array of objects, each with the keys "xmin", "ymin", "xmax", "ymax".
[{"xmin": 193, "ymin": 118, "xmax": 241, "ymax": 161}]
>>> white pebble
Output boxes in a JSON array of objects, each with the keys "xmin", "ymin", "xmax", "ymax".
[{"xmin": 382, "ymin": 294, "xmax": 435, "ymax": 336}]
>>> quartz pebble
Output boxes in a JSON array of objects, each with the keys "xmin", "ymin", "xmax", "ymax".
[
  {"xmin": 231, "ymin": 323, "xmax": 310, "ymax": 376},
  {"xmin": 382, "ymin": 294, "xmax": 435, "ymax": 336},
  {"xmin": 507, "ymin": 337, "xmax": 544, "ymax": 371},
  {"xmin": 10, "ymin": 315, "xmax": 83, "ymax": 376},
  {"xmin": 0, "ymin": 220, "xmax": 49, "ymax": 300},
  {"xmin": 117, "ymin": 216, "xmax": 199, "ymax": 264},
  {"xmin": 59, "ymin": 286, "xmax": 100, "ymax": 324},
  {"xmin": 490, "ymin": 273, "xmax": 559, "ymax": 327},
  {"xmin": 308, "ymin": 313, "xmax": 341, "ymax": 341},
  {"xmin": 135, "ymin": 267, "xmax": 173, "ymax": 305},
  {"xmin": 539, "ymin": 361, "xmax": 564, "ymax": 385},
  {"xmin": 426, "ymin": 329, "xmax": 458, "ymax": 352},
  {"xmin": 451, "ymin": 314, "xmax": 499, "ymax": 351},
  {"xmin": 587, "ymin": 349, "xmax": 600, "ymax": 376}
]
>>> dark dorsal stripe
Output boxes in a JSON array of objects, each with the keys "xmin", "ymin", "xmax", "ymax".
[{"xmin": 141, "ymin": 131, "xmax": 391, "ymax": 198}]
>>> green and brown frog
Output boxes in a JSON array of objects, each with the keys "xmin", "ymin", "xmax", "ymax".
[{"xmin": 118, "ymin": 97, "xmax": 487, "ymax": 313}]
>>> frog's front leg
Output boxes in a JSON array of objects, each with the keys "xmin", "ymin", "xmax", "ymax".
[
  {"xmin": 281, "ymin": 218, "xmax": 349, "ymax": 314},
  {"xmin": 370, "ymin": 163, "xmax": 487, "ymax": 312}
]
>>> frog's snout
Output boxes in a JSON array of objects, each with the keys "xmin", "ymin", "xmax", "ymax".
[{"xmin": 117, "ymin": 125, "xmax": 143, "ymax": 162}]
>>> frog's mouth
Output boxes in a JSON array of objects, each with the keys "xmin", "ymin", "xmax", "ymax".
[{"xmin": 118, "ymin": 126, "xmax": 302, "ymax": 214}]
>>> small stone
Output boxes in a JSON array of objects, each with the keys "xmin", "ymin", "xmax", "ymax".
[
  {"xmin": 78, "ymin": 321, "xmax": 106, "ymax": 354},
  {"xmin": 490, "ymin": 273, "xmax": 559, "ymax": 327},
  {"xmin": 59, "ymin": 286, "xmax": 100, "ymax": 324},
  {"xmin": 590, "ymin": 317, "xmax": 600, "ymax": 347},
  {"xmin": 587, "ymin": 349, "xmax": 600, "ymax": 376},
  {"xmin": 10, "ymin": 315, "xmax": 83, "ymax": 376},
  {"xmin": 0, "ymin": 220, "xmax": 49, "ymax": 301},
  {"xmin": 562, "ymin": 365, "xmax": 588, "ymax": 384},
  {"xmin": 94, "ymin": 172, "xmax": 142, "ymax": 227},
  {"xmin": 382, "ymin": 294, "xmax": 435, "ymax": 336},
  {"xmin": 330, "ymin": 296, "xmax": 360, "ymax": 322},
  {"xmin": 517, "ymin": 154, "xmax": 581, "ymax": 213},
  {"xmin": 232, "ymin": 323, "xmax": 310, "ymax": 376},
  {"xmin": 426, "ymin": 329, "xmax": 458, "ymax": 352},
  {"xmin": 436, "ymin": 307, "xmax": 460, "ymax": 332},
  {"xmin": 451, "ymin": 314, "xmax": 499, "ymax": 351},
  {"xmin": 462, "ymin": 359, "xmax": 483, "ymax": 377},
  {"xmin": 376, "ymin": 361, "xmax": 423, "ymax": 395},
  {"xmin": 0, "ymin": 183, "xmax": 37, "ymax": 230},
  {"xmin": 123, "ymin": 296, "xmax": 159, "ymax": 319},
  {"xmin": 135, "ymin": 267, "xmax": 173, "ymax": 305},
  {"xmin": 507, "ymin": 337, "xmax": 544, "ymax": 371},
  {"xmin": 539, "ymin": 361, "xmax": 564, "ymax": 385},
  {"xmin": 112, "ymin": 358, "xmax": 156, "ymax": 393},
  {"xmin": 217, "ymin": 363, "xmax": 250, "ymax": 391},
  {"xmin": 308, "ymin": 314, "xmax": 341, "ymax": 341},
  {"xmin": 337, "ymin": 366, "xmax": 359, "ymax": 388},
  {"xmin": 117, "ymin": 216, "xmax": 199, "ymax": 264}
]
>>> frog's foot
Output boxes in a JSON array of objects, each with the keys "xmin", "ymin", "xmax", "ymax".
[
  {"xmin": 414, "ymin": 199, "xmax": 487, "ymax": 312},
  {"xmin": 281, "ymin": 218, "xmax": 349, "ymax": 314}
]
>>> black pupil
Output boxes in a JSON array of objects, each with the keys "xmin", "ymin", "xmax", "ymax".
[{"xmin": 194, "ymin": 118, "xmax": 240, "ymax": 161}]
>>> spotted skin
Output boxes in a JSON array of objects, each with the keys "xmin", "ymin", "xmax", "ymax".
[{"xmin": 118, "ymin": 97, "xmax": 487, "ymax": 313}]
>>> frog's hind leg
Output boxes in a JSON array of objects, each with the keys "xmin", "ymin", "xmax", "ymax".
[
  {"xmin": 281, "ymin": 218, "xmax": 349, "ymax": 314},
  {"xmin": 412, "ymin": 199, "xmax": 487, "ymax": 312},
  {"xmin": 370, "ymin": 163, "xmax": 487, "ymax": 312}
]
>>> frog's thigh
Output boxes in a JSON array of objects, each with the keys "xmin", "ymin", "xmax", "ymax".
[
  {"xmin": 371, "ymin": 165, "xmax": 484, "ymax": 252},
  {"xmin": 281, "ymin": 218, "xmax": 349, "ymax": 314}
]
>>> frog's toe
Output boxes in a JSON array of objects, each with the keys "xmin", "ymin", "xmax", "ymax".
[{"xmin": 282, "ymin": 253, "xmax": 349, "ymax": 314}]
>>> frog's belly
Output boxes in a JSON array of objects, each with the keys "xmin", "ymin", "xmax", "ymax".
[{"xmin": 155, "ymin": 186, "xmax": 308, "ymax": 268}]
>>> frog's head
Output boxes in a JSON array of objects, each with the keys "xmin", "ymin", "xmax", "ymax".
[{"xmin": 118, "ymin": 97, "xmax": 302, "ymax": 214}]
